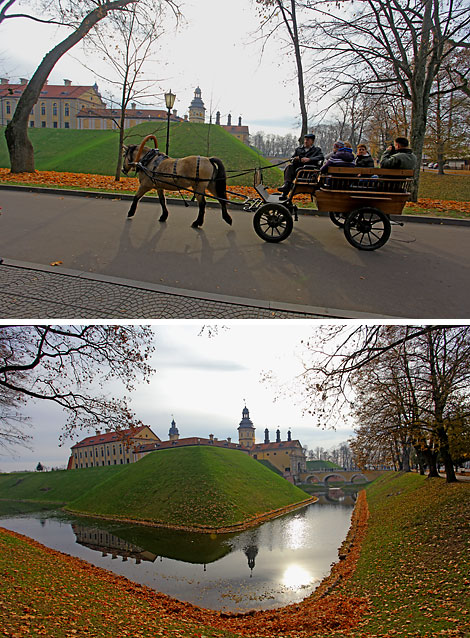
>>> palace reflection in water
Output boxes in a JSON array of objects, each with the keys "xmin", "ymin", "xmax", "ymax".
[{"xmin": 1, "ymin": 491, "xmax": 358, "ymax": 612}]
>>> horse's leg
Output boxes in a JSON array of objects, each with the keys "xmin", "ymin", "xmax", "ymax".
[
  {"xmin": 192, "ymin": 194, "xmax": 206, "ymax": 228},
  {"xmin": 127, "ymin": 182, "xmax": 150, "ymax": 218},
  {"xmin": 208, "ymin": 183, "xmax": 232, "ymax": 226},
  {"xmin": 158, "ymin": 189, "xmax": 169, "ymax": 222}
]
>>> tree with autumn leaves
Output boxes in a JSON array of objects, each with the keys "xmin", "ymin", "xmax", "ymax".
[
  {"xmin": 1, "ymin": 0, "xmax": 179, "ymax": 173},
  {"xmin": 0, "ymin": 325, "xmax": 155, "ymax": 451},
  {"xmin": 295, "ymin": 326, "xmax": 470, "ymax": 483}
]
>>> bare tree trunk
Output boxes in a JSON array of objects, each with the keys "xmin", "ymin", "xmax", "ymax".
[{"xmin": 5, "ymin": 0, "xmax": 135, "ymax": 173}]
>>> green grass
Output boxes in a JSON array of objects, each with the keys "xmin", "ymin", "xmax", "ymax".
[
  {"xmin": 0, "ymin": 466, "xmax": 125, "ymax": 504},
  {"xmin": 0, "ymin": 122, "xmax": 282, "ymax": 186},
  {"xmin": 418, "ymin": 171, "xmax": 470, "ymax": 201},
  {"xmin": 340, "ymin": 472, "xmax": 470, "ymax": 637},
  {"xmin": 68, "ymin": 446, "xmax": 308, "ymax": 528}
]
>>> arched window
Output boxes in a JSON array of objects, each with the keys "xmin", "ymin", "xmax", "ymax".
[
  {"xmin": 6, "ymin": 101, "xmax": 10, "ymax": 114},
  {"xmin": 53, "ymin": 102, "xmax": 58, "ymax": 116}
]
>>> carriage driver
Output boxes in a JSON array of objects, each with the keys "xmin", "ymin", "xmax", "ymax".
[{"xmin": 278, "ymin": 133, "xmax": 324, "ymax": 196}]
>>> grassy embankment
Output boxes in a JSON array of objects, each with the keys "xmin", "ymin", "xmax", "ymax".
[
  {"xmin": 1, "ymin": 471, "xmax": 469, "ymax": 637},
  {"xmin": 0, "ymin": 122, "xmax": 282, "ymax": 187},
  {"xmin": 0, "ymin": 447, "xmax": 310, "ymax": 530}
]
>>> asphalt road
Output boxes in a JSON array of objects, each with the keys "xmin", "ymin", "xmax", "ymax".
[{"xmin": 1, "ymin": 189, "xmax": 469, "ymax": 318}]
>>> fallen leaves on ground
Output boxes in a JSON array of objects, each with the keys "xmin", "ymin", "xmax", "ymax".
[
  {"xmin": 2, "ymin": 169, "xmax": 469, "ymax": 213},
  {"xmin": 0, "ymin": 492, "xmax": 369, "ymax": 638}
]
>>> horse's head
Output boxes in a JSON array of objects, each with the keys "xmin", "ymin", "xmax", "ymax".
[{"xmin": 122, "ymin": 145, "xmax": 138, "ymax": 175}]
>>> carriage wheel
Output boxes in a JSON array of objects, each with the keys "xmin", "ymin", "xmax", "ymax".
[
  {"xmin": 253, "ymin": 203, "xmax": 294, "ymax": 243},
  {"xmin": 329, "ymin": 212, "xmax": 347, "ymax": 227},
  {"xmin": 344, "ymin": 207, "xmax": 391, "ymax": 251}
]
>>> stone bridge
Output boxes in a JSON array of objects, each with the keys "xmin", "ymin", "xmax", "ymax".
[{"xmin": 299, "ymin": 469, "xmax": 385, "ymax": 486}]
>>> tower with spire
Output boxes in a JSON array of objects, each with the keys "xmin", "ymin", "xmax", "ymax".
[
  {"xmin": 188, "ymin": 87, "xmax": 205, "ymax": 123},
  {"xmin": 168, "ymin": 418, "xmax": 179, "ymax": 441},
  {"xmin": 238, "ymin": 405, "xmax": 256, "ymax": 448}
]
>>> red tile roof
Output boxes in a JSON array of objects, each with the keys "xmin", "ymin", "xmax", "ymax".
[
  {"xmin": 0, "ymin": 83, "xmax": 99, "ymax": 100},
  {"xmin": 253, "ymin": 440, "xmax": 302, "ymax": 451},
  {"xmin": 137, "ymin": 437, "xmax": 244, "ymax": 454},
  {"xmin": 221, "ymin": 125, "xmax": 249, "ymax": 134},
  {"xmin": 77, "ymin": 107, "xmax": 182, "ymax": 121},
  {"xmin": 71, "ymin": 426, "xmax": 150, "ymax": 449}
]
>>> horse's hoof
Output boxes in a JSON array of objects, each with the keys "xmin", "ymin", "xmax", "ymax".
[{"xmin": 225, "ymin": 217, "xmax": 233, "ymax": 226}]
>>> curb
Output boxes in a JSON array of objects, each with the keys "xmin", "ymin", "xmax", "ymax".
[
  {"xmin": 1, "ymin": 182, "xmax": 469, "ymax": 225},
  {"xmin": 0, "ymin": 259, "xmax": 401, "ymax": 319}
]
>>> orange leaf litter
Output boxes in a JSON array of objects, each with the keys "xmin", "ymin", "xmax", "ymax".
[
  {"xmin": 1, "ymin": 491, "xmax": 370, "ymax": 637},
  {"xmin": 1, "ymin": 168, "xmax": 468, "ymax": 212}
]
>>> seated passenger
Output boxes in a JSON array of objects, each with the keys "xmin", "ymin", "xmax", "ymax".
[
  {"xmin": 355, "ymin": 144, "xmax": 375, "ymax": 168},
  {"xmin": 320, "ymin": 141, "xmax": 356, "ymax": 173},
  {"xmin": 278, "ymin": 133, "xmax": 324, "ymax": 195},
  {"xmin": 380, "ymin": 137, "xmax": 417, "ymax": 170}
]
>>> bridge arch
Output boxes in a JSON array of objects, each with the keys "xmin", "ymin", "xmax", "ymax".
[
  {"xmin": 305, "ymin": 474, "xmax": 322, "ymax": 484},
  {"xmin": 350, "ymin": 473, "xmax": 368, "ymax": 484},
  {"xmin": 323, "ymin": 473, "xmax": 346, "ymax": 486}
]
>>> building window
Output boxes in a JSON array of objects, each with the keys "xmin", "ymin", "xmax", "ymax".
[
  {"xmin": 107, "ymin": 448, "xmax": 109, "ymax": 456},
  {"xmin": 64, "ymin": 103, "xmax": 69, "ymax": 116},
  {"xmin": 6, "ymin": 101, "xmax": 11, "ymax": 114},
  {"xmin": 41, "ymin": 121, "xmax": 46, "ymax": 128},
  {"xmin": 120, "ymin": 459, "xmax": 123, "ymax": 464},
  {"xmin": 53, "ymin": 121, "xmax": 58, "ymax": 128},
  {"xmin": 64, "ymin": 122, "xmax": 69, "ymax": 128},
  {"xmin": 30, "ymin": 121, "xmax": 34, "ymax": 127},
  {"xmin": 114, "ymin": 460, "xmax": 116, "ymax": 464},
  {"xmin": 53, "ymin": 103, "xmax": 58, "ymax": 116},
  {"xmin": 41, "ymin": 103, "xmax": 46, "ymax": 116}
]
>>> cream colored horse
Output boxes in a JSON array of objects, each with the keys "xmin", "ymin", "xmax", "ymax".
[{"xmin": 122, "ymin": 135, "xmax": 232, "ymax": 228}]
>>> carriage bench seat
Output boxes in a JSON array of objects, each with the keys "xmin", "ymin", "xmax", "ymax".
[{"xmin": 320, "ymin": 167, "xmax": 414, "ymax": 194}]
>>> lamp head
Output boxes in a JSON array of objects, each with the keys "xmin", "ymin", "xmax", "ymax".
[{"xmin": 165, "ymin": 90, "xmax": 176, "ymax": 110}]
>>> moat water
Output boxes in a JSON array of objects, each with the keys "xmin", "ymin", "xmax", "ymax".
[{"xmin": 0, "ymin": 491, "xmax": 357, "ymax": 612}]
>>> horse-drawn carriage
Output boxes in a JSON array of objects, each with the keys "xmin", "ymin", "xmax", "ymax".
[
  {"xmin": 123, "ymin": 135, "xmax": 414, "ymax": 251},
  {"xmin": 244, "ymin": 166, "xmax": 415, "ymax": 251}
]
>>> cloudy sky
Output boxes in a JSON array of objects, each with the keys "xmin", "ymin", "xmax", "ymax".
[
  {"xmin": 1, "ymin": 323, "xmax": 356, "ymax": 472},
  {"xmin": 0, "ymin": 0, "xmax": 321, "ymax": 136}
]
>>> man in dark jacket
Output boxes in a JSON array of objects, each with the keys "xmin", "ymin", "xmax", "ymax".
[
  {"xmin": 355, "ymin": 144, "xmax": 375, "ymax": 168},
  {"xmin": 380, "ymin": 137, "xmax": 417, "ymax": 170},
  {"xmin": 278, "ymin": 133, "xmax": 324, "ymax": 195}
]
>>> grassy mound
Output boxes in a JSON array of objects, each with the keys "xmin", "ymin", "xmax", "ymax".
[
  {"xmin": 0, "ymin": 122, "xmax": 282, "ymax": 186},
  {"xmin": 342, "ymin": 472, "xmax": 470, "ymax": 637},
  {"xmin": 68, "ymin": 446, "xmax": 308, "ymax": 528},
  {"xmin": 306, "ymin": 459, "xmax": 342, "ymax": 471},
  {"xmin": 0, "ymin": 466, "xmax": 124, "ymax": 505}
]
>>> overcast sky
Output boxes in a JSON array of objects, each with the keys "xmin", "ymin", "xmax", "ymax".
[
  {"xmin": 0, "ymin": 0, "xmax": 321, "ymax": 137},
  {"xmin": 1, "ymin": 323, "xmax": 356, "ymax": 473}
]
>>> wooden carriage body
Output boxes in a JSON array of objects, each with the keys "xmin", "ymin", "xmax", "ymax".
[{"xmin": 293, "ymin": 166, "xmax": 414, "ymax": 216}]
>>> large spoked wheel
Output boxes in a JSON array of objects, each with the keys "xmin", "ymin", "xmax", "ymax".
[
  {"xmin": 253, "ymin": 203, "xmax": 294, "ymax": 243},
  {"xmin": 344, "ymin": 207, "xmax": 391, "ymax": 251},
  {"xmin": 329, "ymin": 212, "xmax": 347, "ymax": 227}
]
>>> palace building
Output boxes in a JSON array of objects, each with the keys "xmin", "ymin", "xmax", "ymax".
[
  {"xmin": 0, "ymin": 78, "xmax": 106, "ymax": 129},
  {"xmin": 68, "ymin": 406, "xmax": 306, "ymax": 482},
  {"xmin": 67, "ymin": 425, "xmax": 160, "ymax": 469}
]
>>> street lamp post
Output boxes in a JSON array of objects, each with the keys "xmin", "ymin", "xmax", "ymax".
[{"xmin": 165, "ymin": 90, "xmax": 176, "ymax": 155}]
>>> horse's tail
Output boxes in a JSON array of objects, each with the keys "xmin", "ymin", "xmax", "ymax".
[
  {"xmin": 135, "ymin": 135, "xmax": 158, "ymax": 162},
  {"xmin": 209, "ymin": 157, "xmax": 227, "ymax": 200}
]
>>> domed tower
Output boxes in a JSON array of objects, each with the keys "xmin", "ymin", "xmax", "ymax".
[
  {"xmin": 238, "ymin": 405, "xmax": 255, "ymax": 448},
  {"xmin": 188, "ymin": 87, "xmax": 205, "ymax": 123},
  {"xmin": 168, "ymin": 418, "xmax": 179, "ymax": 441}
]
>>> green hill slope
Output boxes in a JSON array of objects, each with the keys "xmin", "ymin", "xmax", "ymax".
[
  {"xmin": 69, "ymin": 446, "xmax": 309, "ymax": 527},
  {"xmin": 0, "ymin": 466, "xmax": 124, "ymax": 504},
  {"xmin": 306, "ymin": 460, "xmax": 342, "ymax": 471},
  {"xmin": 0, "ymin": 122, "xmax": 282, "ymax": 186}
]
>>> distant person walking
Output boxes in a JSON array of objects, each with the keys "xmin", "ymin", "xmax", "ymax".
[{"xmin": 380, "ymin": 137, "xmax": 417, "ymax": 170}]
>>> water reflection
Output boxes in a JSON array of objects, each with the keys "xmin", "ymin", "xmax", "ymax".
[{"xmin": 0, "ymin": 491, "xmax": 358, "ymax": 612}]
